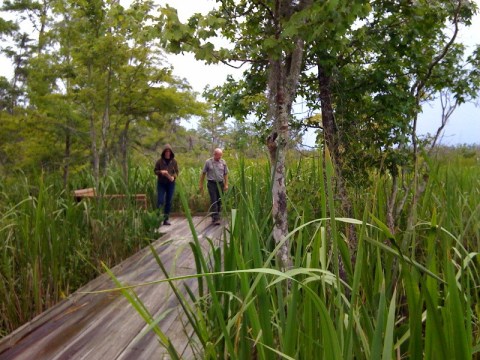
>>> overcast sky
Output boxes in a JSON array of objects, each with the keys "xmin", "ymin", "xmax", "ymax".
[
  {"xmin": 162, "ymin": 0, "xmax": 480, "ymax": 146},
  {"xmin": 1, "ymin": 0, "xmax": 479, "ymax": 145}
]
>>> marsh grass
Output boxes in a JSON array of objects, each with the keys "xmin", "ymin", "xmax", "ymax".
[
  {"xmin": 110, "ymin": 150, "xmax": 479, "ymax": 359},
  {"xmin": 0, "ymin": 168, "xmax": 156, "ymax": 336},
  {"xmin": 2, "ymin": 150, "xmax": 479, "ymax": 359}
]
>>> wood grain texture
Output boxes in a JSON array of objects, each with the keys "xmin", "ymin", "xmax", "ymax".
[
  {"xmin": 0, "ymin": 216, "xmax": 225, "ymax": 360},
  {"xmin": 73, "ymin": 188, "xmax": 148, "ymax": 210}
]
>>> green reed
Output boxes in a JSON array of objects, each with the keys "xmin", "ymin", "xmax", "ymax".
[
  {"xmin": 0, "ymin": 168, "xmax": 156, "ymax": 336},
  {"xmin": 6, "ymin": 149, "xmax": 478, "ymax": 358},
  {"xmin": 112, "ymin": 149, "xmax": 479, "ymax": 359}
]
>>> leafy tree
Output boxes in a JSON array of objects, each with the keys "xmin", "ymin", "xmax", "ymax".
[
  {"xmin": 197, "ymin": 109, "xmax": 229, "ymax": 152},
  {"xmin": 0, "ymin": 31, "xmax": 33, "ymax": 112},
  {"xmin": 0, "ymin": 0, "xmax": 205, "ymax": 185},
  {"xmin": 225, "ymin": 119, "xmax": 263, "ymax": 156},
  {"xmin": 0, "ymin": 77, "xmax": 15, "ymax": 112},
  {"xmin": 158, "ymin": 0, "xmax": 371, "ymax": 269},
  {"xmin": 1, "ymin": 0, "xmax": 52, "ymax": 53},
  {"xmin": 0, "ymin": 16, "xmax": 18, "ymax": 37},
  {"xmin": 171, "ymin": 0, "xmax": 479, "ymax": 235},
  {"xmin": 325, "ymin": 0, "xmax": 480, "ymax": 231}
]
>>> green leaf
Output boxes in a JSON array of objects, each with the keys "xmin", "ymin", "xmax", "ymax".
[
  {"xmin": 445, "ymin": 262, "xmax": 471, "ymax": 359},
  {"xmin": 382, "ymin": 288, "xmax": 396, "ymax": 360}
]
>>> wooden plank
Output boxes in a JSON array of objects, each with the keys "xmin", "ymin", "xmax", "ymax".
[
  {"xmin": 117, "ymin": 278, "xmax": 200, "ymax": 360},
  {"xmin": 0, "ymin": 216, "xmax": 224, "ymax": 360},
  {"xmin": 73, "ymin": 188, "xmax": 96, "ymax": 202},
  {"xmin": 73, "ymin": 188, "xmax": 96, "ymax": 197},
  {"xmin": 82, "ymin": 217, "xmax": 221, "ymax": 359},
  {"xmin": 0, "ymin": 216, "xmax": 214, "ymax": 354},
  {"xmin": 72, "ymin": 188, "xmax": 147, "ymax": 210},
  {"xmin": 50, "ymin": 249, "xmax": 196, "ymax": 360}
]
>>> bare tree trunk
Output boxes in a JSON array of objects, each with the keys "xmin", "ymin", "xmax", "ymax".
[
  {"xmin": 101, "ymin": 63, "xmax": 112, "ymax": 176},
  {"xmin": 429, "ymin": 91, "xmax": 458, "ymax": 153},
  {"xmin": 90, "ymin": 112, "xmax": 100, "ymax": 188},
  {"xmin": 266, "ymin": 0, "xmax": 310, "ymax": 269},
  {"xmin": 317, "ymin": 64, "xmax": 356, "ymax": 276},
  {"xmin": 394, "ymin": 90, "xmax": 458, "ymax": 231},
  {"xmin": 120, "ymin": 120, "xmax": 130, "ymax": 184},
  {"xmin": 63, "ymin": 130, "xmax": 70, "ymax": 189}
]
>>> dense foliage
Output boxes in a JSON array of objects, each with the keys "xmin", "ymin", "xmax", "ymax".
[
  {"xmin": 113, "ymin": 147, "xmax": 480, "ymax": 359},
  {"xmin": 2, "ymin": 0, "xmax": 480, "ymax": 358},
  {"xmin": 0, "ymin": 0, "xmax": 208, "ymax": 184}
]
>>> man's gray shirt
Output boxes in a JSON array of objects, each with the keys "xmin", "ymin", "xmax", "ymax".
[{"xmin": 203, "ymin": 158, "xmax": 229, "ymax": 182}]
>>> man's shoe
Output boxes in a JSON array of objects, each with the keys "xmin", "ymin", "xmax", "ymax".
[
  {"xmin": 214, "ymin": 219, "xmax": 221, "ymax": 225},
  {"xmin": 163, "ymin": 220, "xmax": 171, "ymax": 226}
]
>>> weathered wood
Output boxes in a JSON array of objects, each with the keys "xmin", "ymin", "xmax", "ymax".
[
  {"xmin": 0, "ymin": 216, "xmax": 225, "ymax": 360},
  {"xmin": 73, "ymin": 188, "xmax": 148, "ymax": 210},
  {"xmin": 73, "ymin": 187, "xmax": 97, "ymax": 199}
]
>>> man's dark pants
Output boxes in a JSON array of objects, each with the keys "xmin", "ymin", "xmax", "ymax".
[{"xmin": 207, "ymin": 180, "xmax": 223, "ymax": 221}]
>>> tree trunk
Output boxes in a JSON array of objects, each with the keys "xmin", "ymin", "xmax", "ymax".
[
  {"xmin": 63, "ymin": 130, "xmax": 70, "ymax": 189},
  {"xmin": 406, "ymin": 0, "xmax": 461, "ymax": 233},
  {"xmin": 100, "ymin": 63, "xmax": 112, "ymax": 176},
  {"xmin": 188, "ymin": 136, "xmax": 193, "ymax": 151},
  {"xmin": 87, "ymin": 64, "xmax": 100, "ymax": 187},
  {"xmin": 120, "ymin": 120, "xmax": 130, "ymax": 184},
  {"xmin": 429, "ymin": 91, "xmax": 458, "ymax": 153},
  {"xmin": 317, "ymin": 64, "xmax": 339, "ymax": 162},
  {"xmin": 37, "ymin": 0, "xmax": 49, "ymax": 54},
  {"xmin": 10, "ymin": 33, "xmax": 29, "ymax": 114},
  {"xmin": 317, "ymin": 64, "xmax": 356, "ymax": 278},
  {"xmin": 266, "ymin": 0, "xmax": 309, "ymax": 269},
  {"xmin": 90, "ymin": 112, "xmax": 100, "ymax": 188},
  {"xmin": 267, "ymin": 56, "xmax": 291, "ymax": 269},
  {"xmin": 386, "ymin": 173, "xmax": 399, "ymax": 234}
]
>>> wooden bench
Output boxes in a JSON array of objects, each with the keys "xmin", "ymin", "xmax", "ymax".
[{"xmin": 73, "ymin": 187, "xmax": 148, "ymax": 210}]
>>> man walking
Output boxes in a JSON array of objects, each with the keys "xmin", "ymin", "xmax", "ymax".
[{"xmin": 199, "ymin": 148, "xmax": 229, "ymax": 225}]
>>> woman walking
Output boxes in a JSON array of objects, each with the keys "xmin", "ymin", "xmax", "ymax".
[{"xmin": 154, "ymin": 144, "xmax": 179, "ymax": 225}]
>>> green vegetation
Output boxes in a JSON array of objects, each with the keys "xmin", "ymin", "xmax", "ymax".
[
  {"xmin": 0, "ymin": 150, "xmax": 248, "ymax": 337},
  {"xmin": 0, "ymin": 168, "xmax": 159, "ymax": 336},
  {"xmin": 1, "ymin": 0, "xmax": 480, "ymax": 357},
  {"xmin": 105, "ymin": 148, "xmax": 480, "ymax": 359},
  {"xmin": 1, "ymin": 146, "xmax": 479, "ymax": 357}
]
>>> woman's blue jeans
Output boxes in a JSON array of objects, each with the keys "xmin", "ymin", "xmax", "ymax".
[{"xmin": 157, "ymin": 180, "xmax": 175, "ymax": 218}]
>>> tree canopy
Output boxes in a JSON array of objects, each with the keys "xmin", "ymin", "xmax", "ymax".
[
  {"xmin": 0, "ymin": 0, "xmax": 206, "ymax": 182},
  {"xmin": 184, "ymin": 2, "xmax": 476, "ymax": 166}
]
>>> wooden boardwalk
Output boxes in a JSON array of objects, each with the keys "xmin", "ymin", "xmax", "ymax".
[{"xmin": 0, "ymin": 216, "xmax": 225, "ymax": 360}]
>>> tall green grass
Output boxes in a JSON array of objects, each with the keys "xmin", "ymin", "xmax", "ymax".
[
  {"xmin": 111, "ymin": 150, "xmax": 479, "ymax": 359},
  {"xmin": 0, "ymin": 153, "xmax": 221, "ymax": 337},
  {"xmin": 0, "ymin": 168, "xmax": 157, "ymax": 336},
  {"xmin": 3, "ymin": 150, "xmax": 479, "ymax": 358}
]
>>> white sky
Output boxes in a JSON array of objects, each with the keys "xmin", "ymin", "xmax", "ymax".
[
  {"xmin": 160, "ymin": 0, "xmax": 243, "ymax": 92},
  {"xmin": 1, "ymin": 0, "xmax": 479, "ymax": 145}
]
